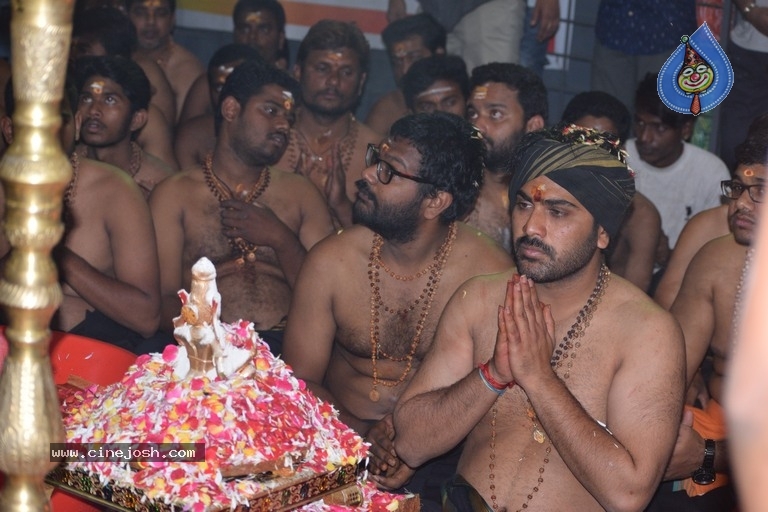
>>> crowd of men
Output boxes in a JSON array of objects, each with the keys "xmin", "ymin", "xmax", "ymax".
[{"xmin": 0, "ymin": 0, "xmax": 766, "ymax": 510}]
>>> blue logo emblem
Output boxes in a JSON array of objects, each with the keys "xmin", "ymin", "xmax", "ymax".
[{"xmin": 657, "ymin": 22, "xmax": 733, "ymax": 116}]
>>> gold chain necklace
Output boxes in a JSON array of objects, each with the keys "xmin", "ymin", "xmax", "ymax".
[
  {"xmin": 202, "ymin": 153, "xmax": 271, "ymax": 262},
  {"xmin": 488, "ymin": 264, "xmax": 611, "ymax": 512},
  {"xmin": 367, "ymin": 222, "xmax": 458, "ymax": 402}
]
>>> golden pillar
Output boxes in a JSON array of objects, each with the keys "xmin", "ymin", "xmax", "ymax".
[{"xmin": 0, "ymin": 1, "xmax": 74, "ymax": 511}]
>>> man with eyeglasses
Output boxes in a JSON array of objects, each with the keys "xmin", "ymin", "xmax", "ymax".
[
  {"xmin": 643, "ymin": 128, "xmax": 768, "ymax": 512},
  {"xmin": 625, "ymin": 73, "xmax": 729, "ymax": 272},
  {"xmin": 282, "ymin": 113, "xmax": 512, "ymax": 510}
]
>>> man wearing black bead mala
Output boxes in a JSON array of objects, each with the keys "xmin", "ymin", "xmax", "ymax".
[
  {"xmin": 394, "ymin": 124, "xmax": 686, "ymax": 512},
  {"xmin": 150, "ymin": 60, "xmax": 333, "ymax": 355},
  {"xmin": 282, "ymin": 113, "xmax": 512, "ymax": 511}
]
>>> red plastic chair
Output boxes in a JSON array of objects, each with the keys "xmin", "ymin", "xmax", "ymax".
[{"xmin": 1, "ymin": 329, "xmax": 138, "ymax": 511}]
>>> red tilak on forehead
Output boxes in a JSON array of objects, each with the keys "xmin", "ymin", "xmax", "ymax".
[
  {"xmin": 744, "ymin": 168, "xmax": 755, "ymax": 177},
  {"xmin": 531, "ymin": 184, "xmax": 546, "ymax": 201}
]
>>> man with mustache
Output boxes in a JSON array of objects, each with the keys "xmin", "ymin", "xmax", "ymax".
[
  {"xmin": 275, "ymin": 20, "xmax": 383, "ymax": 228},
  {"xmin": 127, "ymin": 0, "xmax": 204, "ymax": 122},
  {"xmin": 394, "ymin": 125, "xmax": 685, "ymax": 512},
  {"xmin": 464, "ymin": 62, "xmax": 548, "ymax": 252},
  {"xmin": 644, "ymin": 129, "xmax": 768, "ymax": 511},
  {"xmin": 282, "ymin": 113, "xmax": 512, "ymax": 510},
  {"xmin": 150, "ymin": 60, "xmax": 334, "ymax": 354},
  {"xmin": 1, "ymin": 77, "xmax": 164, "ymax": 354},
  {"xmin": 625, "ymin": 73, "xmax": 729, "ymax": 271},
  {"xmin": 74, "ymin": 55, "xmax": 173, "ymax": 200}
]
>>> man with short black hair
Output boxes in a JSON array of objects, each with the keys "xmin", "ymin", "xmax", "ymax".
[
  {"xmin": 395, "ymin": 125, "xmax": 685, "ymax": 512},
  {"xmin": 127, "ymin": 0, "xmax": 204, "ymax": 121},
  {"xmin": 151, "ymin": 60, "xmax": 334, "ymax": 355},
  {"xmin": 465, "ymin": 62, "xmax": 547, "ymax": 251},
  {"xmin": 365, "ymin": 13, "xmax": 446, "ymax": 135},
  {"xmin": 283, "ymin": 113, "xmax": 512, "ymax": 509},
  {"xmin": 276, "ymin": 20, "xmax": 382, "ymax": 228},
  {"xmin": 401, "ymin": 54, "xmax": 469, "ymax": 118},
  {"xmin": 626, "ymin": 73, "xmax": 729, "ymax": 258},
  {"xmin": 74, "ymin": 55, "xmax": 173, "ymax": 199}
]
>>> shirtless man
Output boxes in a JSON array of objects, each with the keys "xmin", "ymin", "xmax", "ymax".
[
  {"xmin": 74, "ymin": 55, "xmax": 174, "ymax": 199},
  {"xmin": 465, "ymin": 62, "xmax": 547, "ymax": 251},
  {"xmin": 127, "ymin": 0, "xmax": 204, "ymax": 122},
  {"xmin": 561, "ymin": 90, "xmax": 662, "ymax": 293},
  {"xmin": 394, "ymin": 125, "xmax": 685, "ymax": 512},
  {"xmin": 179, "ymin": 0, "xmax": 287, "ymax": 124},
  {"xmin": 276, "ymin": 20, "xmax": 382, "ymax": 228},
  {"xmin": 1, "ymin": 79, "xmax": 164, "ymax": 353},
  {"xmin": 365, "ymin": 13, "xmax": 446, "ymax": 135},
  {"xmin": 645, "ymin": 132, "xmax": 768, "ymax": 512},
  {"xmin": 282, "ymin": 113, "xmax": 512, "ymax": 509},
  {"xmin": 401, "ymin": 54, "xmax": 469, "ymax": 118},
  {"xmin": 174, "ymin": 44, "xmax": 263, "ymax": 169},
  {"xmin": 71, "ymin": 6, "xmax": 178, "ymax": 169},
  {"xmin": 150, "ymin": 60, "xmax": 333, "ymax": 354}
]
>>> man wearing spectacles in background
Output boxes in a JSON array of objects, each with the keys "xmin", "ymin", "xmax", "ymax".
[
  {"xmin": 643, "ymin": 127, "xmax": 768, "ymax": 512},
  {"xmin": 282, "ymin": 113, "xmax": 512, "ymax": 511},
  {"xmin": 624, "ymin": 73, "xmax": 729, "ymax": 288}
]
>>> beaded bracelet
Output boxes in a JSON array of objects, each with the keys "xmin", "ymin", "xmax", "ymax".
[{"xmin": 478, "ymin": 361, "xmax": 515, "ymax": 395}]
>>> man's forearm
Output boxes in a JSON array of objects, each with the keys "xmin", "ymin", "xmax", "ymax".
[
  {"xmin": 274, "ymin": 234, "xmax": 307, "ymax": 288},
  {"xmin": 528, "ymin": 374, "xmax": 659, "ymax": 512},
  {"xmin": 394, "ymin": 367, "xmax": 501, "ymax": 468},
  {"xmin": 62, "ymin": 251, "xmax": 159, "ymax": 336}
]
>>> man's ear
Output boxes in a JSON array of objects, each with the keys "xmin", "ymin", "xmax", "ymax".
[
  {"xmin": 597, "ymin": 225, "xmax": 610, "ymax": 250},
  {"xmin": 0, "ymin": 115, "xmax": 13, "ymax": 146},
  {"xmin": 357, "ymin": 71, "xmax": 367, "ymax": 98},
  {"xmin": 74, "ymin": 110, "xmax": 83, "ymax": 142},
  {"xmin": 422, "ymin": 190, "xmax": 453, "ymax": 220},
  {"xmin": 525, "ymin": 114, "xmax": 545, "ymax": 133},
  {"xmin": 220, "ymin": 96, "xmax": 242, "ymax": 123},
  {"xmin": 680, "ymin": 119, "xmax": 695, "ymax": 141},
  {"xmin": 292, "ymin": 63, "xmax": 302, "ymax": 81},
  {"xmin": 129, "ymin": 108, "xmax": 148, "ymax": 133}
]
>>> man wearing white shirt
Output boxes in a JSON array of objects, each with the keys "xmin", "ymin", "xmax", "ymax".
[{"xmin": 625, "ymin": 74, "xmax": 729, "ymax": 260}]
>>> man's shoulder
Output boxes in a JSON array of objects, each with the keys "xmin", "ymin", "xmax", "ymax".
[
  {"xmin": 353, "ymin": 116, "xmax": 386, "ymax": 143},
  {"xmin": 607, "ymin": 276, "xmax": 680, "ymax": 339},
  {"xmin": 80, "ymin": 157, "xmax": 141, "ymax": 194},
  {"xmin": 453, "ymin": 223, "xmax": 514, "ymax": 271},
  {"xmin": 169, "ymin": 41, "xmax": 204, "ymax": 71},
  {"xmin": 302, "ymin": 224, "xmax": 371, "ymax": 267},
  {"xmin": 142, "ymin": 151, "xmax": 175, "ymax": 178},
  {"xmin": 150, "ymin": 167, "xmax": 202, "ymax": 198}
]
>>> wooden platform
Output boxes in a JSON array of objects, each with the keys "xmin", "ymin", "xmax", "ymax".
[{"xmin": 47, "ymin": 464, "xmax": 361, "ymax": 511}]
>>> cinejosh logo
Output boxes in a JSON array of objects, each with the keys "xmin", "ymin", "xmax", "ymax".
[{"xmin": 50, "ymin": 442, "xmax": 205, "ymax": 462}]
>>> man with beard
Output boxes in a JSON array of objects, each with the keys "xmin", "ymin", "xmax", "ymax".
[
  {"xmin": 465, "ymin": 62, "xmax": 548, "ymax": 252},
  {"xmin": 275, "ymin": 20, "xmax": 383, "ymax": 228},
  {"xmin": 174, "ymin": 44, "xmax": 263, "ymax": 169},
  {"xmin": 74, "ymin": 55, "xmax": 174, "ymax": 200},
  {"xmin": 127, "ymin": 0, "xmax": 204, "ymax": 122},
  {"xmin": 560, "ymin": 90, "xmax": 662, "ymax": 294},
  {"xmin": 150, "ymin": 60, "xmax": 333, "ymax": 354},
  {"xmin": 1, "ymin": 78, "xmax": 165, "ymax": 354},
  {"xmin": 643, "ymin": 130, "xmax": 768, "ymax": 512},
  {"xmin": 282, "ymin": 113, "xmax": 512, "ymax": 510},
  {"xmin": 394, "ymin": 125, "xmax": 685, "ymax": 512}
]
